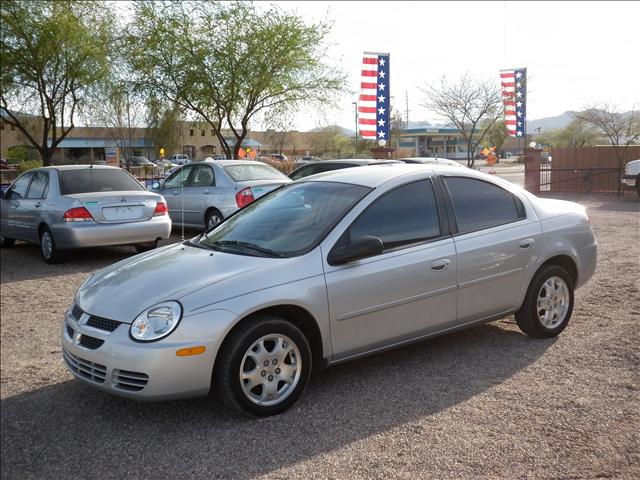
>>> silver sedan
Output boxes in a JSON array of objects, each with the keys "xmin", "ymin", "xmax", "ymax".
[
  {"xmin": 151, "ymin": 160, "xmax": 291, "ymax": 230},
  {"xmin": 62, "ymin": 164, "xmax": 597, "ymax": 416},
  {"xmin": 0, "ymin": 165, "xmax": 171, "ymax": 263}
]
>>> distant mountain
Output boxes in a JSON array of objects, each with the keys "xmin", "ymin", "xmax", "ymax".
[
  {"xmin": 527, "ymin": 111, "xmax": 577, "ymax": 133},
  {"xmin": 308, "ymin": 125, "xmax": 355, "ymax": 137}
]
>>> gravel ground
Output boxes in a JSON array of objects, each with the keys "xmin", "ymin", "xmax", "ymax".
[{"xmin": 1, "ymin": 195, "xmax": 639, "ymax": 480}]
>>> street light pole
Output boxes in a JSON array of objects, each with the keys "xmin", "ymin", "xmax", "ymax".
[{"xmin": 352, "ymin": 101, "xmax": 358, "ymax": 155}]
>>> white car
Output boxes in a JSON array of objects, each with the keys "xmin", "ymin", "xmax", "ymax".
[
  {"xmin": 622, "ymin": 159, "xmax": 640, "ymax": 195},
  {"xmin": 167, "ymin": 154, "xmax": 191, "ymax": 166}
]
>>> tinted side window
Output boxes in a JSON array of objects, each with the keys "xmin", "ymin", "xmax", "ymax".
[
  {"xmin": 444, "ymin": 177, "xmax": 523, "ymax": 232},
  {"xmin": 289, "ymin": 165, "xmax": 316, "ymax": 180},
  {"xmin": 27, "ymin": 172, "xmax": 49, "ymax": 199},
  {"xmin": 6, "ymin": 174, "xmax": 33, "ymax": 200},
  {"xmin": 347, "ymin": 180, "xmax": 440, "ymax": 250},
  {"xmin": 316, "ymin": 163, "xmax": 356, "ymax": 174},
  {"xmin": 164, "ymin": 165, "xmax": 192, "ymax": 188}
]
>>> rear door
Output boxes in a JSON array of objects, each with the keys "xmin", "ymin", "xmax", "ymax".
[
  {"xmin": 181, "ymin": 164, "xmax": 217, "ymax": 227},
  {"xmin": 19, "ymin": 171, "xmax": 50, "ymax": 242},
  {"xmin": 442, "ymin": 176, "xmax": 541, "ymax": 321}
]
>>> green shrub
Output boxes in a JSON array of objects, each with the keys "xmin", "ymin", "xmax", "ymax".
[{"xmin": 16, "ymin": 160, "xmax": 43, "ymax": 173}]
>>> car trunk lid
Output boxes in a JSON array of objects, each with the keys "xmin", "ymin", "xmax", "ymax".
[{"xmin": 64, "ymin": 192, "xmax": 161, "ymax": 224}]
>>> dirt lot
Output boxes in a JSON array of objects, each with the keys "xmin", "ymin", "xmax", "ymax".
[{"xmin": 1, "ymin": 196, "xmax": 639, "ymax": 480}]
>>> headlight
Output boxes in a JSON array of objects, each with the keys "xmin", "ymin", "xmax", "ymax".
[{"xmin": 130, "ymin": 301, "xmax": 182, "ymax": 342}]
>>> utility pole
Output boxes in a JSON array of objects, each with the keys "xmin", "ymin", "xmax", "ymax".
[
  {"xmin": 405, "ymin": 90, "xmax": 409, "ymax": 129},
  {"xmin": 352, "ymin": 101, "xmax": 358, "ymax": 155}
]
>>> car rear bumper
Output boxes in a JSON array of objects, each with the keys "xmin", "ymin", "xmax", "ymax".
[
  {"xmin": 51, "ymin": 216, "xmax": 172, "ymax": 249},
  {"xmin": 622, "ymin": 175, "xmax": 637, "ymax": 187}
]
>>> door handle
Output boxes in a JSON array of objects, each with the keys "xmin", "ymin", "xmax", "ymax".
[
  {"xmin": 431, "ymin": 259, "xmax": 450, "ymax": 271},
  {"xmin": 518, "ymin": 238, "xmax": 535, "ymax": 249},
  {"xmin": 35, "ymin": 202, "xmax": 42, "ymax": 208}
]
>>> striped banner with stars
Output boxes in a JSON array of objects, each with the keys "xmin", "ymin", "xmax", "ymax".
[
  {"xmin": 500, "ymin": 67, "xmax": 527, "ymax": 137},
  {"xmin": 358, "ymin": 52, "xmax": 390, "ymax": 142}
]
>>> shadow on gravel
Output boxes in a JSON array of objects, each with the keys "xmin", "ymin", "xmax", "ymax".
[
  {"xmin": 1, "ymin": 321, "xmax": 554, "ymax": 479},
  {"xmin": 0, "ymin": 232, "xmax": 188, "ymax": 284}
]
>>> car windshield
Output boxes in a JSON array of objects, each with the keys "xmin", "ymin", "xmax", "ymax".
[
  {"xmin": 198, "ymin": 181, "xmax": 370, "ymax": 257},
  {"xmin": 59, "ymin": 169, "xmax": 145, "ymax": 194},
  {"xmin": 223, "ymin": 164, "xmax": 288, "ymax": 182}
]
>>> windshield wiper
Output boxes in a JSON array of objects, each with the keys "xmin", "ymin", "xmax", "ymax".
[{"xmin": 209, "ymin": 240, "xmax": 285, "ymax": 258}]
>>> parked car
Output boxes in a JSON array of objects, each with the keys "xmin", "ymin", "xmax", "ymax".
[
  {"xmin": 622, "ymin": 159, "xmax": 640, "ymax": 196},
  {"xmin": 154, "ymin": 158, "xmax": 176, "ymax": 169},
  {"xmin": 62, "ymin": 164, "xmax": 596, "ymax": 416},
  {"xmin": 167, "ymin": 154, "xmax": 191, "ymax": 166},
  {"xmin": 120, "ymin": 156, "xmax": 155, "ymax": 168},
  {"xmin": 0, "ymin": 165, "xmax": 171, "ymax": 262},
  {"xmin": 150, "ymin": 160, "xmax": 291, "ymax": 229},
  {"xmin": 400, "ymin": 157, "xmax": 466, "ymax": 168},
  {"xmin": 288, "ymin": 159, "xmax": 402, "ymax": 180}
]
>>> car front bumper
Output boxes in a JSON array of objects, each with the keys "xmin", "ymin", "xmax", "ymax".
[
  {"xmin": 51, "ymin": 216, "xmax": 171, "ymax": 249},
  {"xmin": 622, "ymin": 175, "xmax": 637, "ymax": 187},
  {"xmin": 60, "ymin": 305, "xmax": 235, "ymax": 401}
]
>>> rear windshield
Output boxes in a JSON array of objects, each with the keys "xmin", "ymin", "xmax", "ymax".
[
  {"xmin": 224, "ymin": 164, "xmax": 288, "ymax": 182},
  {"xmin": 59, "ymin": 169, "xmax": 145, "ymax": 195}
]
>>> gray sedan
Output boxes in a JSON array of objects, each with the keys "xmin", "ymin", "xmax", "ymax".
[
  {"xmin": 62, "ymin": 164, "xmax": 597, "ymax": 416},
  {"xmin": 151, "ymin": 160, "xmax": 291, "ymax": 229},
  {"xmin": 0, "ymin": 165, "xmax": 171, "ymax": 263}
]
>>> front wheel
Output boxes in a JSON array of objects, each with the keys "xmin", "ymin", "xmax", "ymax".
[
  {"xmin": 213, "ymin": 316, "xmax": 312, "ymax": 416},
  {"xmin": 205, "ymin": 209, "xmax": 224, "ymax": 230},
  {"xmin": 515, "ymin": 265, "xmax": 574, "ymax": 338}
]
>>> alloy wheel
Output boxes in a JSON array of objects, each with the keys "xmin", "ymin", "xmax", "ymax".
[{"xmin": 537, "ymin": 276, "xmax": 570, "ymax": 329}]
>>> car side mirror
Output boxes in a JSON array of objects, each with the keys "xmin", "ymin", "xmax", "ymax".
[
  {"xmin": 328, "ymin": 235, "xmax": 384, "ymax": 265},
  {"xmin": 152, "ymin": 180, "xmax": 163, "ymax": 189}
]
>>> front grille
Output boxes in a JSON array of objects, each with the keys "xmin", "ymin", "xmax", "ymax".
[
  {"xmin": 71, "ymin": 304, "xmax": 83, "ymax": 321},
  {"xmin": 63, "ymin": 348, "xmax": 106, "ymax": 384},
  {"xmin": 113, "ymin": 369, "xmax": 149, "ymax": 392},
  {"xmin": 86, "ymin": 315, "xmax": 122, "ymax": 332},
  {"xmin": 79, "ymin": 334, "xmax": 104, "ymax": 350},
  {"xmin": 66, "ymin": 325, "xmax": 74, "ymax": 339}
]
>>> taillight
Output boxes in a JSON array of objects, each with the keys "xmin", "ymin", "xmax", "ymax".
[
  {"xmin": 235, "ymin": 187, "xmax": 255, "ymax": 208},
  {"xmin": 62, "ymin": 207, "xmax": 94, "ymax": 222},
  {"xmin": 154, "ymin": 201, "xmax": 168, "ymax": 216}
]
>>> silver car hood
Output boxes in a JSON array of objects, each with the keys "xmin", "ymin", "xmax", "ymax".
[{"xmin": 76, "ymin": 242, "xmax": 297, "ymax": 323}]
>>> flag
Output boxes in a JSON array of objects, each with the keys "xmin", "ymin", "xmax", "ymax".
[
  {"xmin": 358, "ymin": 52, "xmax": 390, "ymax": 141},
  {"xmin": 500, "ymin": 67, "xmax": 527, "ymax": 137}
]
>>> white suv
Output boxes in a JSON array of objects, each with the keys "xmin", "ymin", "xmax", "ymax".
[
  {"xmin": 167, "ymin": 154, "xmax": 191, "ymax": 165},
  {"xmin": 622, "ymin": 159, "xmax": 640, "ymax": 196}
]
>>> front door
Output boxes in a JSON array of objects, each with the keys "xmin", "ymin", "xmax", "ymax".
[
  {"xmin": 324, "ymin": 180, "xmax": 458, "ymax": 361},
  {"xmin": 161, "ymin": 165, "xmax": 193, "ymax": 225}
]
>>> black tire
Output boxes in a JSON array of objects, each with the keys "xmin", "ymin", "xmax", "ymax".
[
  {"xmin": 135, "ymin": 240, "xmax": 158, "ymax": 253},
  {"xmin": 39, "ymin": 226, "xmax": 64, "ymax": 264},
  {"xmin": 213, "ymin": 316, "xmax": 312, "ymax": 417},
  {"xmin": 515, "ymin": 265, "xmax": 574, "ymax": 338},
  {"xmin": 205, "ymin": 208, "xmax": 224, "ymax": 230},
  {"xmin": 0, "ymin": 234, "xmax": 15, "ymax": 248}
]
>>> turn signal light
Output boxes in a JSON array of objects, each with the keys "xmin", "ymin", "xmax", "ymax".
[
  {"xmin": 176, "ymin": 346, "xmax": 206, "ymax": 357},
  {"xmin": 154, "ymin": 201, "xmax": 168, "ymax": 216},
  {"xmin": 235, "ymin": 187, "xmax": 255, "ymax": 208},
  {"xmin": 62, "ymin": 207, "xmax": 94, "ymax": 222}
]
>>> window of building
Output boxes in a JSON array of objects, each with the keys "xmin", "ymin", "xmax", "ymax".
[
  {"xmin": 444, "ymin": 177, "xmax": 524, "ymax": 233},
  {"xmin": 189, "ymin": 129, "xmax": 194, "ymax": 137},
  {"xmin": 211, "ymin": 129, "xmax": 215, "ymax": 137},
  {"xmin": 201, "ymin": 130, "xmax": 205, "ymax": 136}
]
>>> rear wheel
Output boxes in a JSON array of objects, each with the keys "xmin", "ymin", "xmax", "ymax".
[
  {"xmin": 515, "ymin": 265, "xmax": 574, "ymax": 338},
  {"xmin": 0, "ymin": 234, "xmax": 15, "ymax": 248},
  {"xmin": 135, "ymin": 240, "xmax": 158, "ymax": 253},
  {"xmin": 40, "ymin": 226, "xmax": 63, "ymax": 264},
  {"xmin": 205, "ymin": 208, "xmax": 224, "ymax": 230},
  {"xmin": 213, "ymin": 316, "xmax": 312, "ymax": 416}
]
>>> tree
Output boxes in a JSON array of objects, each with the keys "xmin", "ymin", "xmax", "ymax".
[
  {"xmin": 534, "ymin": 118, "xmax": 599, "ymax": 148},
  {"xmin": 145, "ymin": 99, "xmax": 182, "ymax": 161},
  {"xmin": 310, "ymin": 126, "xmax": 353, "ymax": 158},
  {"xmin": 0, "ymin": 0, "xmax": 112, "ymax": 166},
  {"xmin": 420, "ymin": 73, "xmax": 501, "ymax": 167},
  {"xmin": 389, "ymin": 108, "xmax": 406, "ymax": 149},
  {"xmin": 481, "ymin": 117, "xmax": 509, "ymax": 154},
  {"xmin": 127, "ymin": 1, "xmax": 346, "ymax": 160},
  {"xmin": 576, "ymin": 104, "xmax": 640, "ymax": 193}
]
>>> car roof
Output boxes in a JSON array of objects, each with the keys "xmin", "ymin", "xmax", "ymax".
[
  {"xmin": 302, "ymin": 163, "xmax": 496, "ymax": 188},
  {"xmin": 30, "ymin": 165, "xmax": 122, "ymax": 172}
]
